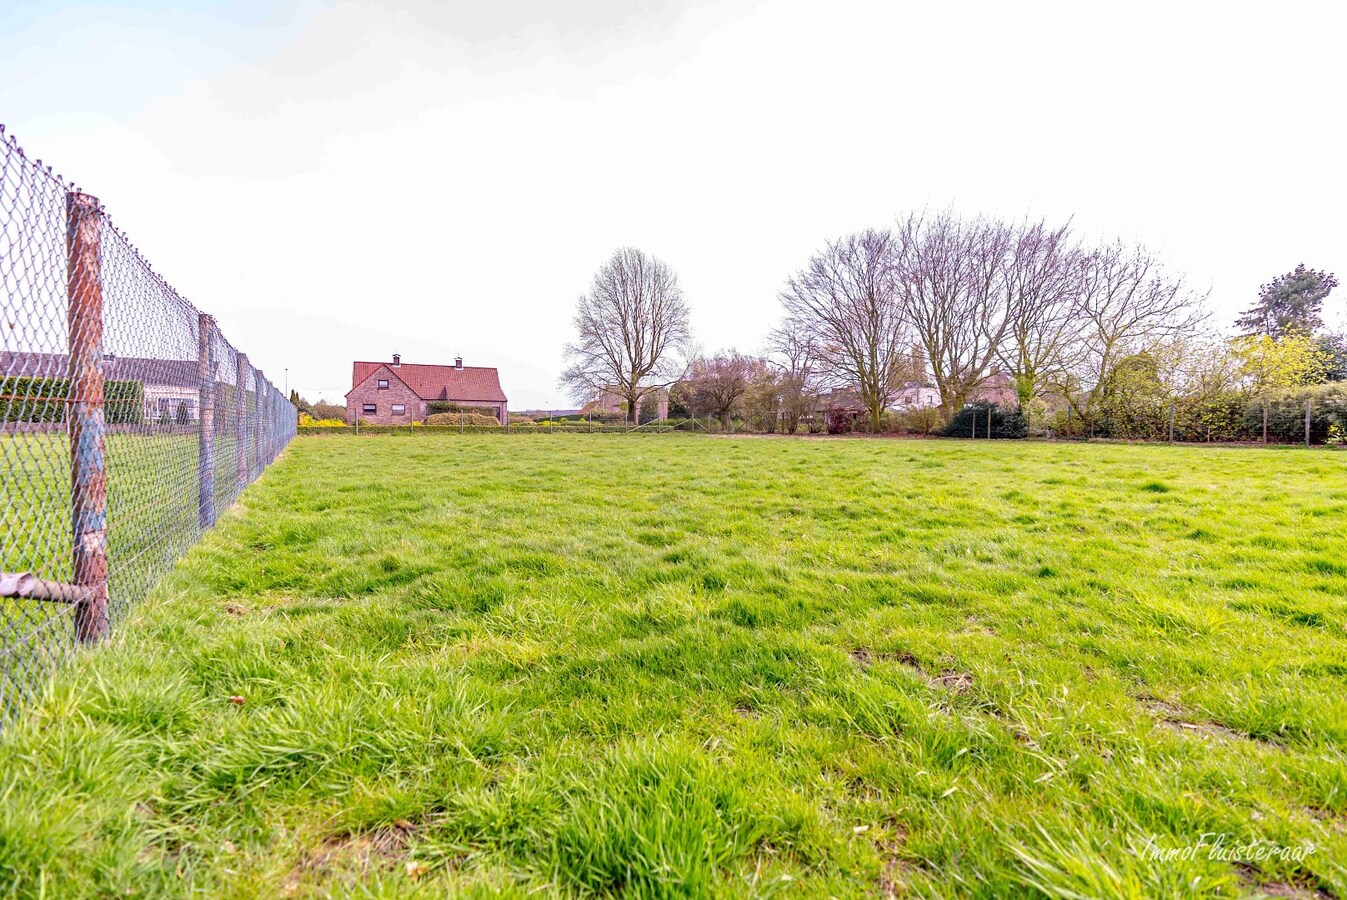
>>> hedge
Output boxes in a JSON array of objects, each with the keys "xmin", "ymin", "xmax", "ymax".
[
  {"xmin": 425, "ymin": 402, "xmax": 500, "ymax": 417},
  {"xmin": 0, "ymin": 377, "xmax": 144, "ymax": 424},
  {"xmin": 298, "ymin": 424, "xmax": 677, "ymax": 436},
  {"xmin": 424, "ymin": 412, "xmax": 501, "ymax": 427}
]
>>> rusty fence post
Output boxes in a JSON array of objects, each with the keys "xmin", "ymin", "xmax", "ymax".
[
  {"xmin": 198, "ymin": 314, "xmax": 216, "ymax": 529},
  {"xmin": 67, "ymin": 192, "xmax": 109, "ymax": 644},
  {"xmin": 235, "ymin": 352, "xmax": 248, "ymax": 490}
]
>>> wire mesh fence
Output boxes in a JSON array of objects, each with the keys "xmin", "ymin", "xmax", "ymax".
[{"xmin": 0, "ymin": 125, "xmax": 296, "ymax": 724}]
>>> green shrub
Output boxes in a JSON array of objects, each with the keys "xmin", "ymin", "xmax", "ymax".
[
  {"xmin": 425, "ymin": 412, "xmax": 502, "ymax": 427},
  {"xmin": 940, "ymin": 402, "xmax": 1027, "ymax": 438},
  {"xmin": 426, "ymin": 401, "xmax": 499, "ymax": 417},
  {"xmin": 1242, "ymin": 383, "xmax": 1347, "ymax": 443},
  {"xmin": 0, "ymin": 376, "xmax": 143, "ymax": 424},
  {"xmin": 896, "ymin": 407, "xmax": 943, "ymax": 435},
  {"xmin": 311, "ymin": 401, "xmax": 347, "ymax": 421},
  {"xmin": 1174, "ymin": 392, "xmax": 1244, "ymax": 442}
]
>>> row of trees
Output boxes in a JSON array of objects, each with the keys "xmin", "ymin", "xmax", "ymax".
[
  {"xmin": 774, "ymin": 213, "xmax": 1220, "ymax": 432},
  {"xmin": 559, "ymin": 222, "xmax": 1343, "ymax": 440}
]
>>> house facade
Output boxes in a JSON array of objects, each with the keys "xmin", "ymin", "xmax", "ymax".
[{"xmin": 344, "ymin": 354, "xmax": 508, "ymax": 425}]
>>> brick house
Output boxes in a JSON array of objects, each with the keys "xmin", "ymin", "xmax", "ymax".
[{"xmin": 345, "ymin": 354, "xmax": 508, "ymax": 425}]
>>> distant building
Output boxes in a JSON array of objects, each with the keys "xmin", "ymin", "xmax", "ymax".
[
  {"xmin": 345, "ymin": 354, "xmax": 508, "ymax": 425},
  {"xmin": 968, "ymin": 370, "xmax": 1018, "ymax": 407},
  {"xmin": 818, "ymin": 383, "xmax": 940, "ymax": 414},
  {"xmin": 889, "ymin": 382, "xmax": 940, "ymax": 411},
  {"xmin": 584, "ymin": 386, "xmax": 669, "ymax": 421}
]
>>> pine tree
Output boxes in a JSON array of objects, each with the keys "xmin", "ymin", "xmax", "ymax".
[{"xmin": 1236, "ymin": 264, "xmax": 1338, "ymax": 337}]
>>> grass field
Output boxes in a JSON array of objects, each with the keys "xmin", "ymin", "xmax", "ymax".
[{"xmin": 0, "ymin": 434, "xmax": 1344, "ymax": 898}]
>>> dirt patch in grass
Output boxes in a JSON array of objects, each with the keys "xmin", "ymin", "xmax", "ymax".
[
  {"xmin": 849, "ymin": 647, "xmax": 874, "ymax": 668},
  {"xmin": 1305, "ymin": 807, "xmax": 1347, "ymax": 834},
  {"xmin": 282, "ymin": 821, "xmax": 419, "ymax": 894},
  {"xmin": 1140, "ymin": 697, "xmax": 1281, "ymax": 747},
  {"xmin": 1233, "ymin": 861, "xmax": 1337, "ymax": 899},
  {"xmin": 929, "ymin": 671, "xmax": 974, "ymax": 692},
  {"xmin": 873, "ymin": 820, "xmax": 911, "ymax": 898},
  {"xmin": 851, "ymin": 647, "xmax": 974, "ymax": 694}
]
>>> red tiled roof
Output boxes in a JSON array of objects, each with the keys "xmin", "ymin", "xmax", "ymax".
[{"xmin": 348, "ymin": 361, "xmax": 507, "ymax": 403}]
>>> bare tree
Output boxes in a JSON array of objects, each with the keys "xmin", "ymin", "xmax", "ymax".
[
  {"xmin": 1063, "ymin": 239, "xmax": 1208, "ymax": 424},
  {"xmin": 778, "ymin": 229, "xmax": 910, "ymax": 432},
  {"xmin": 742, "ymin": 358, "xmax": 783, "ymax": 432},
  {"xmin": 560, "ymin": 248, "xmax": 692, "ymax": 424},
  {"xmin": 676, "ymin": 351, "xmax": 755, "ymax": 430},
  {"xmin": 995, "ymin": 219, "xmax": 1079, "ymax": 407},
  {"xmin": 894, "ymin": 211, "xmax": 1014, "ymax": 421},
  {"xmin": 766, "ymin": 319, "xmax": 821, "ymax": 434}
]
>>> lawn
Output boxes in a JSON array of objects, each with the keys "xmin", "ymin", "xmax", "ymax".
[{"xmin": 0, "ymin": 434, "xmax": 1344, "ymax": 898}]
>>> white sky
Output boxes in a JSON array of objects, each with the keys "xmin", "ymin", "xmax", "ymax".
[{"xmin": 3, "ymin": 0, "xmax": 1343, "ymax": 408}]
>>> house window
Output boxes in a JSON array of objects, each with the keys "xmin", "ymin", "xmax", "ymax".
[
  {"xmin": 377, "ymin": 379, "xmax": 389, "ymax": 390},
  {"xmin": 362, "ymin": 403, "xmax": 377, "ymax": 415},
  {"xmin": 391, "ymin": 404, "xmax": 406, "ymax": 415}
]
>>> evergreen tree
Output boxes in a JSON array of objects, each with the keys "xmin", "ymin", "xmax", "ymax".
[{"xmin": 1236, "ymin": 264, "xmax": 1338, "ymax": 337}]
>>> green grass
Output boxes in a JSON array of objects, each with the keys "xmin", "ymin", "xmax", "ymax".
[
  {"xmin": 1, "ymin": 431, "xmax": 247, "ymax": 719},
  {"xmin": 1, "ymin": 434, "xmax": 1345, "ymax": 898}
]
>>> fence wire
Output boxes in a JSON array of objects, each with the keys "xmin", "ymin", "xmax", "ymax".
[{"xmin": 0, "ymin": 125, "xmax": 296, "ymax": 724}]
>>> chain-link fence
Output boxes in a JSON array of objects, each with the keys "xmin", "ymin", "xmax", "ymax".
[{"xmin": 0, "ymin": 126, "xmax": 296, "ymax": 724}]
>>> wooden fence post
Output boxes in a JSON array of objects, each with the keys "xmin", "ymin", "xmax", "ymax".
[
  {"xmin": 67, "ymin": 191, "xmax": 109, "ymax": 643},
  {"xmin": 1263, "ymin": 402, "xmax": 1269, "ymax": 444},
  {"xmin": 198, "ymin": 314, "xmax": 216, "ymax": 529}
]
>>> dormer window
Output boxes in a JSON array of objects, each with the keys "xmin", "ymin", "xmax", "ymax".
[{"xmin": 377, "ymin": 379, "xmax": 389, "ymax": 390}]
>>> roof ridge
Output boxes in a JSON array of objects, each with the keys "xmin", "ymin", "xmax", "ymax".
[{"xmin": 354, "ymin": 360, "xmax": 496, "ymax": 370}]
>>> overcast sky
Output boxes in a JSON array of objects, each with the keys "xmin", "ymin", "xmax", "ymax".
[{"xmin": 3, "ymin": 0, "xmax": 1343, "ymax": 408}]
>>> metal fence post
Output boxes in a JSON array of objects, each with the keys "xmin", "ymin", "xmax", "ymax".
[
  {"xmin": 198, "ymin": 314, "xmax": 216, "ymax": 529},
  {"xmin": 1263, "ymin": 402, "xmax": 1269, "ymax": 444},
  {"xmin": 67, "ymin": 192, "xmax": 109, "ymax": 644},
  {"xmin": 987, "ymin": 405, "xmax": 992, "ymax": 439},
  {"xmin": 1306, "ymin": 398, "xmax": 1312, "ymax": 447},
  {"xmin": 235, "ymin": 352, "xmax": 248, "ymax": 489},
  {"xmin": 1168, "ymin": 402, "xmax": 1175, "ymax": 444},
  {"xmin": 253, "ymin": 370, "xmax": 264, "ymax": 475},
  {"xmin": 268, "ymin": 386, "xmax": 277, "ymax": 462}
]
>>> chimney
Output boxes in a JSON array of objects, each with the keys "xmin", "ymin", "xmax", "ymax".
[
  {"xmin": 392, "ymin": 353, "xmax": 401, "ymax": 367},
  {"xmin": 454, "ymin": 356, "xmax": 463, "ymax": 370}
]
